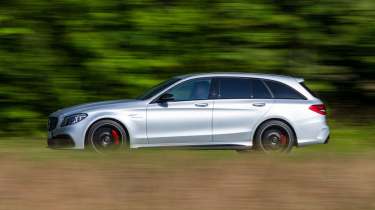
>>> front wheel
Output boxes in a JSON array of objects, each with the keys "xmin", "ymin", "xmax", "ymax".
[
  {"xmin": 254, "ymin": 120, "xmax": 295, "ymax": 153},
  {"xmin": 86, "ymin": 119, "xmax": 128, "ymax": 153}
]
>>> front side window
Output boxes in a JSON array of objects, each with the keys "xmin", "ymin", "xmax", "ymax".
[
  {"xmin": 265, "ymin": 80, "xmax": 306, "ymax": 100},
  {"xmin": 218, "ymin": 78, "xmax": 252, "ymax": 99},
  {"xmin": 166, "ymin": 78, "xmax": 212, "ymax": 101}
]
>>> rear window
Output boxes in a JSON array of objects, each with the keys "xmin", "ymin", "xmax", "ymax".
[
  {"xmin": 264, "ymin": 80, "xmax": 306, "ymax": 100},
  {"xmin": 300, "ymin": 82, "xmax": 317, "ymax": 97}
]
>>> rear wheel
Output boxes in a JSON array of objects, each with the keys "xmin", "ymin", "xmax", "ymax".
[
  {"xmin": 254, "ymin": 120, "xmax": 295, "ymax": 153},
  {"xmin": 86, "ymin": 120, "xmax": 128, "ymax": 153}
]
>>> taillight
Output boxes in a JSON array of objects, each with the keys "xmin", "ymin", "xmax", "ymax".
[{"xmin": 309, "ymin": 104, "xmax": 326, "ymax": 115}]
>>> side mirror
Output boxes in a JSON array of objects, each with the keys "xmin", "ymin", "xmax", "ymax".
[{"xmin": 157, "ymin": 93, "xmax": 175, "ymax": 103}]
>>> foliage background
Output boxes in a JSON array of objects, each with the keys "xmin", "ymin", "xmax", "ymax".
[{"xmin": 0, "ymin": 0, "xmax": 374, "ymax": 136}]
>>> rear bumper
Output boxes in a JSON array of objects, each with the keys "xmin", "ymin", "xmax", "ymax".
[
  {"xmin": 297, "ymin": 126, "xmax": 330, "ymax": 147},
  {"xmin": 324, "ymin": 135, "xmax": 330, "ymax": 144}
]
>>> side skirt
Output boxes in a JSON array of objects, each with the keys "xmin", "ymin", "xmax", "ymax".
[{"xmin": 131, "ymin": 142, "xmax": 252, "ymax": 150}]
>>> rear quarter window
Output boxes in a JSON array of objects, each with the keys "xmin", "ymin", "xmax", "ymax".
[{"xmin": 264, "ymin": 80, "xmax": 306, "ymax": 100}]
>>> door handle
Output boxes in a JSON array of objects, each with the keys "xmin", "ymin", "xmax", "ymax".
[
  {"xmin": 252, "ymin": 102, "xmax": 266, "ymax": 107},
  {"xmin": 195, "ymin": 103, "xmax": 208, "ymax": 107}
]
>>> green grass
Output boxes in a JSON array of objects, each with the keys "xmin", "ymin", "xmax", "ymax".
[{"xmin": 0, "ymin": 122, "xmax": 374, "ymax": 161}]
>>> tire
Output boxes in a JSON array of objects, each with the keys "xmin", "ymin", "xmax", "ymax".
[
  {"xmin": 254, "ymin": 120, "xmax": 295, "ymax": 153},
  {"xmin": 86, "ymin": 119, "xmax": 128, "ymax": 153}
]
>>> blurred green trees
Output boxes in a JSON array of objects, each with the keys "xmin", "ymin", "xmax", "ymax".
[{"xmin": 0, "ymin": 0, "xmax": 374, "ymax": 135}]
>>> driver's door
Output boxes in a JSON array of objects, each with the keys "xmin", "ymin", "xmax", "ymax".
[{"xmin": 146, "ymin": 78, "xmax": 213, "ymax": 145}]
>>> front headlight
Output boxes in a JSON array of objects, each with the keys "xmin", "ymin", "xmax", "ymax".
[{"xmin": 61, "ymin": 113, "xmax": 88, "ymax": 127}]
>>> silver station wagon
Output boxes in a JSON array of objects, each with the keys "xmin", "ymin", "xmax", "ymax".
[{"xmin": 48, "ymin": 73, "xmax": 330, "ymax": 153}]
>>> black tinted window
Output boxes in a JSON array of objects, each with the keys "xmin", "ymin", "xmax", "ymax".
[
  {"xmin": 219, "ymin": 78, "xmax": 251, "ymax": 99},
  {"xmin": 167, "ymin": 78, "xmax": 212, "ymax": 101},
  {"xmin": 252, "ymin": 79, "xmax": 272, "ymax": 99},
  {"xmin": 265, "ymin": 80, "xmax": 306, "ymax": 99}
]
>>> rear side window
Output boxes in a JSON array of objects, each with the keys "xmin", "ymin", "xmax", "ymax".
[
  {"xmin": 264, "ymin": 80, "xmax": 306, "ymax": 100},
  {"xmin": 252, "ymin": 79, "xmax": 272, "ymax": 99},
  {"xmin": 218, "ymin": 78, "xmax": 251, "ymax": 99}
]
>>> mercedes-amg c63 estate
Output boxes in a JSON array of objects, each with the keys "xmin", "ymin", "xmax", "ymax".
[{"xmin": 47, "ymin": 73, "xmax": 329, "ymax": 153}]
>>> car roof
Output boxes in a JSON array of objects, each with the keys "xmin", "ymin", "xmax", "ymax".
[{"xmin": 177, "ymin": 72, "xmax": 303, "ymax": 83}]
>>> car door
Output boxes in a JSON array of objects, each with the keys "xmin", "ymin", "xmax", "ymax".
[
  {"xmin": 146, "ymin": 77, "xmax": 214, "ymax": 145},
  {"xmin": 212, "ymin": 77, "xmax": 273, "ymax": 143}
]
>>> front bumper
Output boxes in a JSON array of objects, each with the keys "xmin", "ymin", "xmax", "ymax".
[
  {"xmin": 48, "ymin": 135, "xmax": 75, "ymax": 148},
  {"xmin": 47, "ymin": 119, "xmax": 87, "ymax": 149}
]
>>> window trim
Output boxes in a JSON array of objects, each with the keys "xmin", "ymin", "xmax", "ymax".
[
  {"xmin": 151, "ymin": 77, "xmax": 214, "ymax": 103},
  {"xmin": 262, "ymin": 79, "xmax": 307, "ymax": 100},
  {"xmin": 149, "ymin": 76, "xmax": 307, "ymax": 103}
]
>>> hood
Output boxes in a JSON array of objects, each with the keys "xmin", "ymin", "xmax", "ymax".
[{"xmin": 50, "ymin": 99, "xmax": 138, "ymax": 116}]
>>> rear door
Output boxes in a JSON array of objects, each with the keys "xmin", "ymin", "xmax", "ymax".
[{"xmin": 212, "ymin": 77, "xmax": 273, "ymax": 143}]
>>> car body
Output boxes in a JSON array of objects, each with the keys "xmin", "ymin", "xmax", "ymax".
[{"xmin": 47, "ymin": 73, "xmax": 329, "ymax": 151}]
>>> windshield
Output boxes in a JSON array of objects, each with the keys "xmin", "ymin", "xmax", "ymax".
[{"xmin": 137, "ymin": 77, "xmax": 181, "ymax": 100}]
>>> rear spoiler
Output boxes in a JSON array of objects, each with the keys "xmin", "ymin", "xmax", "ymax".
[{"xmin": 295, "ymin": 78, "xmax": 304, "ymax": 83}]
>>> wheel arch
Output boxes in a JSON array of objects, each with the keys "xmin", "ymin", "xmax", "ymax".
[
  {"xmin": 84, "ymin": 118, "xmax": 130, "ymax": 146},
  {"xmin": 252, "ymin": 118, "xmax": 298, "ymax": 147}
]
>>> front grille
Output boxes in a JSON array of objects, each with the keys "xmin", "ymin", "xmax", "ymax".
[{"xmin": 48, "ymin": 117, "xmax": 58, "ymax": 131}]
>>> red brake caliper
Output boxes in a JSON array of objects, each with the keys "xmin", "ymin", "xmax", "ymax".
[
  {"xmin": 111, "ymin": 129, "xmax": 120, "ymax": 145},
  {"xmin": 280, "ymin": 132, "xmax": 287, "ymax": 145}
]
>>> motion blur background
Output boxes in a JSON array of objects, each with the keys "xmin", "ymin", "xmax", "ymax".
[
  {"xmin": 1, "ymin": 1, "xmax": 375, "ymax": 210},
  {"xmin": 1, "ymin": 0, "xmax": 374, "ymax": 135}
]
